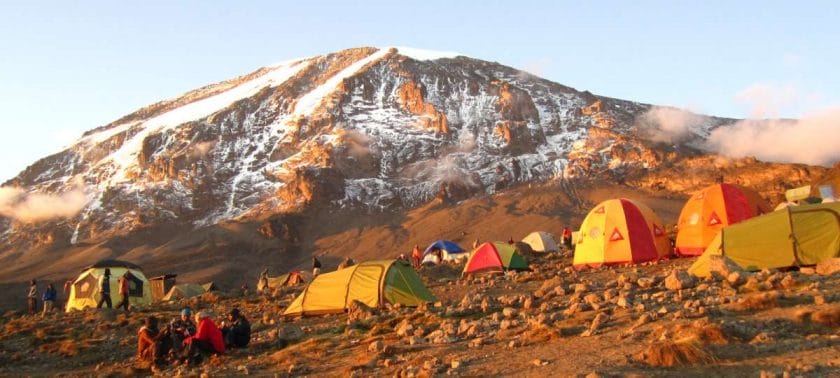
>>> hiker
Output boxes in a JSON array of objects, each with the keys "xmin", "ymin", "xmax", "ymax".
[
  {"xmin": 169, "ymin": 308, "xmax": 196, "ymax": 356},
  {"xmin": 337, "ymin": 257, "xmax": 355, "ymax": 270},
  {"xmin": 397, "ymin": 253, "xmax": 408, "ymax": 262},
  {"xmin": 116, "ymin": 272, "xmax": 131, "ymax": 312},
  {"xmin": 220, "ymin": 308, "xmax": 251, "ymax": 348},
  {"xmin": 183, "ymin": 311, "xmax": 225, "ymax": 363},
  {"xmin": 137, "ymin": 316, "xmax": 165, "ymax": 364},
  {"xmin": 42, "ymin": 283, "xmax": 57, "ymax": 316},
  {"xmin": 411, "ymin": 245, "xmax": 422, "ymax": 268},
  {"xmin": 97, "ymin": 269, "xmax": 113, "ymax": 309},
  {"xmin": 508, "ymin": 236, "xmax": 515, "ymax": 245},
  {"xmin": 312, "ymin": 256, "xmax": 322, "ymax": 278},
  {"xmin": 472, "ymin": 238, "xmax": 480, "ymax": 249},
  {"xmin": 27, "ymin": 279, "xmax": 38, "ymax": 315},
  {"xmin": 430, "ymin": 248, "xmax": 443, "ymax": 264},
  {"xmin": 562, "ymin": 227, "xmax": 573, "ymax": 250}
]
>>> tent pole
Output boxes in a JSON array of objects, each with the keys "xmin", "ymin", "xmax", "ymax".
[{"xmin": 786, "ymin": 206, "xmax": 800, "ymax": 266}]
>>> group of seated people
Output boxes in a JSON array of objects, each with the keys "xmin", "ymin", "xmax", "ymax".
[{"xmin": 137, "ymin": 307, "xmax": 251, "ymax": 366}]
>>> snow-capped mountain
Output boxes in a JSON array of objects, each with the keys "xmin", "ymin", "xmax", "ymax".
[{"xmin": 0, "ymin": 46, "xmax": 749, "ymax": 254}]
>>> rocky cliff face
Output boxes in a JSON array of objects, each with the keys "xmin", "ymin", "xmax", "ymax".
[{"xmin": 0, "ymin": 47, "xmax": 829, "ymax": 261}]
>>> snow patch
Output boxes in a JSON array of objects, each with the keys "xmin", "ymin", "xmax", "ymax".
[{"xmin": 392, "ymin": 46, "xmax": 461, "ymax": 61}]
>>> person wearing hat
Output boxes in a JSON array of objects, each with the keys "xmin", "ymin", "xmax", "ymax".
[
  {"xmin": 169, "ymin": 307, "xmax": 197, "ymax": 356},
  {"xmin": 183, "ymin": 311, "xmax": 224, "ymax": 363},
  {"xmin": 220, "ymin": 308, "xmax": 251, "ymax": 348}
]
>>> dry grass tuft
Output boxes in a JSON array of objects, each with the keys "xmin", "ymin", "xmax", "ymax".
[
  {"xmin": 810, "ymin": 306, "xmax": 840, "ymax": 327},
  {"xmin": 521, "ymin": 327, "xmax": 561, "ymax": 345},
  {"xmin": 635, "ymin": 341, "xmax": 716, "ymax": 367},
  {"xmin": 732, "ymin": 291, "xmax": 780, "ymax": 312}
]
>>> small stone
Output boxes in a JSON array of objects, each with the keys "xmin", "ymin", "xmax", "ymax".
[
  {"xmin": 665, "ymin": 270, "xmax": 696, "ymax": 291},
  {"xmin": 450, "ymin": 359, "xmax": 461, "ymax": 369},
  {"xmin": 814, "ymin": 295, "xmax": 826, "ymax": 305},
  {"xmin": 368, "ymin": 340, "xmax": 384, "ymax": 353},
  {"xmin": 816, "ymin": 258, "xmax": 840, "ymax": 276},
  {"xmin": 637, "ymin": 277, "xmax": 655, "ymax": 288},
  {"xmin": 508, "ymin": 340, "xmax": 520, "ymax": 348},
  {"xmin": 574, "ymin": 283, "xmax": 589, "ymax": 293},
  {"xmin": 502, "ymin": 307, "xmax": 517, "ymax": 318}
]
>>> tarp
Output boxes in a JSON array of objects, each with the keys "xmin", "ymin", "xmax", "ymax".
[
  {"xmin": 786, "ymin": 185, "xmax": 812, "ymax": 202},
  {"xmin": 422, "ymin": 240, "xmax": 467, "ymax": 263},
  {"xmin": 258, "ymin": 271, "xmax": 304, "ymax": 291},
  {"xmin": 283, "ymin": 260, "xmax": 435, "ymax": 316},
  {"xmin": 162, "ymin": 283, "xmax": 206, "ymax": 301},
  {"xmin": 521, "ymin": 231, "xmax": 559, "ymax": 252},
  {"xmin": 573, "ymin": 198, "xmax": 670, "ymax": 268},
  {"xmin": 676, "ymin": 183, "xmax": 770, "ymax": 256},
  {"xmin": 689, "ymin": 202, "xmax": 840, "ymax": 277},
  {"xmin": 463, "ymin": 242, "xmax": 529, "ymax": 274},
  {"xmin": 66, "ymin": 260, "xmax": 152, "ymax": 312}
]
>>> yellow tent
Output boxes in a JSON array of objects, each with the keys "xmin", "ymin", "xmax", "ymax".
[
  {"xmin": 689, "ymin": 202, "xmax": 840, "ymax": 277},
  {"xmin": 574, "ymin": 198, "xmax": 670, "ymax": 268},
  {"xmin": 521, "ymin": 231, "xmax": 559, "ymax": 252},
  {"xmin": 66, "ymin": 260, "xmax": 152, "ymax": 312},
  {"xmin": 162, "ymin": 283, "xmax": 207, "ymax": 301},
  {"xmin": 283, "ymin": 260, "xmax": 436, "ymax": 316}
]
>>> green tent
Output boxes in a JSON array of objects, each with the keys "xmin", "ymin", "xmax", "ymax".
[
  {"xmin": 283, "ymin": 260, "xmax": 436, "ymax": 316},
  {"xmin": 162, "ymin": 283, "xmax": 207, "ymax": 301},
  {"xmin": 689, "ymin": 202, "xmax": 840, "ymax": 277}
]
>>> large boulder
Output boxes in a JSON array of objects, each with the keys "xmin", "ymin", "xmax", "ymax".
[{"xmin": 816, "ymin": 258, "xmax": 840, "ymax": 276}]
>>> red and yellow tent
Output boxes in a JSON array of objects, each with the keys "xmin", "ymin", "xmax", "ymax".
[
  {"xmin": 676, "ymin": 183, "xmax": 770, "ymax": 256},
  {"xmin": 463, "ymin": 242, "xmax": 529, "ymax": 274},
  {"xmin": 573, "ymin": 198, "xmax": 670, "ymax": 268}
]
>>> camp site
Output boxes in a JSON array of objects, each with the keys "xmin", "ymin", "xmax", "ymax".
[{"xmin": 1, "ymin": 3, "xmax": 840, "ymax": 375}]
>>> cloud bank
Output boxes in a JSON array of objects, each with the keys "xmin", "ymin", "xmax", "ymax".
[{"xmin": 0, "ymin": 186, "xmax": 88, "ymax": 223}]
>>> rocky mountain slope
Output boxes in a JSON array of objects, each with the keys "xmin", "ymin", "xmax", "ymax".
[{"xmin": 0, "ymin": 47, "xmax": 831, "ymax": 290}]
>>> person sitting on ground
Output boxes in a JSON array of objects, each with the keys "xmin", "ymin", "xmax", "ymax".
[
  {"xmin": 434, "ymin": 248, "xmax": 444, "ymax": 264},
  {"xmin": 42, "ymin": 283, "xmax": 57, "ymax": 317},
  {"xmin": 169, "ymin": 307, "xmax": 197, "ymax": 356},
  {"xmin": 183, "ymin": 311, "xmax": 224, "ymax": 364},
  {"xmin": 137, "ymin": 316, "xmax": 164, "ymax": 364},
  {"xmin": 221, "ymin": 308, "xmax": 251, "ymax": 348},
  {"xmin": 27, "ymin": 279, "xmax": 38, "ymax": 315}
]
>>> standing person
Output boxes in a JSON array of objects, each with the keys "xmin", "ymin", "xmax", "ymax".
[
  {"xmin": 411, "ymin": 245, "xmax": 422, "ymax": 268},
  {"xmin": 472, "ymin": 238, "xmax": 480, "ymax": 249},
  {"xmin": 27, "ymin": 279, "xmax": 38, "ymax": 315},
  {"xmin": 562, "ymin": 227, "xmax": 573, "ymax": 251},
  {"xmin": 115, "ymin": 272, "xmax": 131, "ymax": 312},
  {"xmin": 42, "ymin": 283, "xmax": 57, "ymax": 316},
  {"xmin": 96, "ymin": 269, "xmax": 113, "ymax": 309},
  {"xmin": 312, "ymin": 256, "xmax": 322, "ymax": 278}
]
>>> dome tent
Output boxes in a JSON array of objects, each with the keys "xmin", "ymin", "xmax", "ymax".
[
  {"xmin": 689, "ymin": 202, "xmax": 840, "ymax": 277},
  {"xmin": 283, "ymin": 260, "xmax": 435, "ymax": 316},
  {"xmin": 676, "ymin": 183, "xmax": 770, "ymax": 256},
  {"xmin": 574, "ymin": 198, "xmax": 670, "ymax": 268},
  {"xmin": 422, "ymin": 240, "xmax": 467, "ymax": 263},
  {"xmin": 66, "ymin": 259, "xmax": 152, "ymax": 312},
  {"xmin": 521, "ymin": 231, "xmax": 559, "ymax": 252},
  {"xmin": 462, "ymin": 242, "xmax": 529, "ymax": 274}
]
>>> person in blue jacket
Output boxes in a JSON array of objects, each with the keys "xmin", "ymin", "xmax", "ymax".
[{"xmin": 42, "ymin": 283, "xmax": 57, "ymax": 316}]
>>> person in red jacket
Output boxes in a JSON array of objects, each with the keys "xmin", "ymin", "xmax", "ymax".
[{"xmin": 182, "ymin": 311, "xmax": 224, "ymax": 364}]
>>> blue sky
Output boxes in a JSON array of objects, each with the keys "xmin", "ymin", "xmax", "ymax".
[{"xmin": 1, "ymin": 1, "xmax": 838, "ymax": 181}]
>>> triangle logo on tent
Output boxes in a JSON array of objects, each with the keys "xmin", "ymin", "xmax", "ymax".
[
  {"xmin": 594, "ymin": 206, "xmax": 605, "ymax": 214},
  {"xmin": 609, "ymin": 228, "xmax": 624, "ymax": 241},
  {"xmin": 708, "ymin": 212, "xmax": 721, "ymax": 226},
  {"xmin": 653, "ymin": 224, "xmax": 665, "ymax": 237}
]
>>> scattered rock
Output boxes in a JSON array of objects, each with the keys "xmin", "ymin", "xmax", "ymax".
[
  {"xmin": 707, "ymin": 255, "xmax": 745, "ymax": 280},
  {"xmin": 637, "ymin": 277, "xmax": 655, "ymax": 288},
  {"xmin": 502, "ymin": 307, "xmax": 517, "ymax": 318},
  {"xmin": 665, "ymin": 271, "xmax": 696, "ymax": 291}
]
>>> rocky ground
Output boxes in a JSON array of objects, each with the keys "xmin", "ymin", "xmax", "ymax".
[{"xmin": 2, "ymin": 249, "xmax": 839, "ymax": 377}]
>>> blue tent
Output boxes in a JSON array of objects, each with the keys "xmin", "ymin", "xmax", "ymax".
[{"xmin": 422, "ymin": 240, "xmax": 467, "ymax": 263}]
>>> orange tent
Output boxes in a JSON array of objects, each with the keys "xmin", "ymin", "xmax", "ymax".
[
  {"xmin": 675, "ymin": 183, "xmax": 770, "ymax": 256},
  {"xmin": 573, "ymin": 198, "xmax": 670, "ymax": 268}
]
